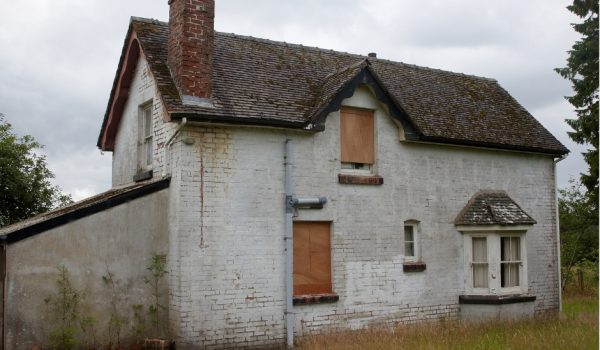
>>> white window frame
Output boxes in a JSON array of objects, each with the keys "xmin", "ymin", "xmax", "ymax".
[
  {"xmin": 460, "ymin": 227, "xmax": 529, "ymax": 295},
  {"xmin": 138, "ymin": 101, "xmax": 153, "ymax": 171},
  {"xmin": 341, "ymin": 162, "xmax": 373, "ymax": 174},
  {"xmin": 403, "ymin": 220, "xmax": 420, "ymax": 262}
]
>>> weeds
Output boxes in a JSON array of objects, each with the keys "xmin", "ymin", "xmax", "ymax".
[
  {"xmin": 44, "ymin": 265, "xmax": 81, "ymax": 350},
  {"xmin": 296, "ymin": 295, "xmax": 599, "ymax": 350},
  {"xmin": 144, "ymin": 253, "xmax": 168, "ymax": 338},
  {"xmin": 102, "ymin": 266, "xmax": 125, "ymax": 348},
  {"xmin": 42, "ymin": 253, "xmax": 170, "ymax": 348},
  {"xmin": 132, "ymin": 303, "xmax": 147, "ymax": 339}
]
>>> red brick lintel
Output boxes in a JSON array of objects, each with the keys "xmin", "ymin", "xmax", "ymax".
[
  {"xmin": 293, "ymin": 293, "xmax": 340, "ymax": 305},
  {"xmin": 338, "ymin": 174, "xmax": 384, "ymax": 185}
]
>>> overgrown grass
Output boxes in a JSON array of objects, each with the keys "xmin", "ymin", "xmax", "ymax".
[{"xmin": 296, "ymin": 295, "xmax": 598, "ymax": 350}]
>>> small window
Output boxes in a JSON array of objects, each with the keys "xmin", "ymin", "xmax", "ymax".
[
  {"xmin": 404, "ymin": 225, "xmax": 415, "ymax": 257},
  {"xmin": 340, "ymin": 107, "xmax": 374, "ymax": 171},
  {"xmin": 472, "ymin": 237, "xmax": 489, "ymax": 288},
  {"xmin": 501, "ymin": 236, "xmax": 521, "ymax": 288},
  {"xmin": 293, "ymin": 222, "xmax": 332, "ymax": 296},
  {"xmin": 403, "ymin": 220, "xmax": 420, "ymax": 262},
  {"xmin": 139, "ymin": 102, "xmax": 153, "ymax": 170}
]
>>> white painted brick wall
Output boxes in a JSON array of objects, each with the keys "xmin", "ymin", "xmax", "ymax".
[
  {"xmin": 112, "ymin": 56, "xmax": 170, "ymax": 186},
  {"xmin": 162, "ymin": 85, "xmax": 559, "ymax": 348}
]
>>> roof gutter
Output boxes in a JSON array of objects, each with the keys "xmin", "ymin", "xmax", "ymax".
[
  {"xmin": 169, "ymin": 112, "xmax": 308, "ymax": 130},
  {"xmin": 415, "ymin": 135, "xmax": 569, "ymax": 157},
  {"xmin": 554, "ymin": 153, "xmax": 567, "ymax": 312}
]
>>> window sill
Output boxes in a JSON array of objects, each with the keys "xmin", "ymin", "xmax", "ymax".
[
  {"xmin": 403, "ymin": 262, "xmax": 426, "ymax": 272},
  {"xmin": 459, "ymin": 294, "xmax": 536, "ymax": 305},
  {"xmin": 338, "ymin": 174, "xmax": 383, "ymax": 185},
  {"xmin": 293, "ymin": 293, "xmax": 339, "ymax": 306},
  {"xmin": 133, "ymin": 169, "xmax": 153, "ymax": 182}
]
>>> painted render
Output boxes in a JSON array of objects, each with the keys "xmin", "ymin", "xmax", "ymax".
[
  {"xmin": 5, "ymin": 188, "xmax": 169, "ymax": 348},
  {"xmin": 154, "ymin": 80, "xmax": 558, "ymax": 347}
]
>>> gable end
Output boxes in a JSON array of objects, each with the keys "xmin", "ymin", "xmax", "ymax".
[
  {"xmin": 97, "ymin": 26, "xmax": 143, "ymax": 151},
  {"xmin": 308, "ymin": 61, "xmax": 421, "ymax": 141}
]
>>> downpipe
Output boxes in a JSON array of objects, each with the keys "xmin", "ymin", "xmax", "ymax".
[
  {"xmin": 283, "ymin": 140, "xmax": 328, "ymax": 347},
  {"xmin": 284, "ymin": 140, "xmax": 294, "ymax": 348},
  {"xmin": 554, "ymin": 154, "xmax": 567, "ymax": 312}
]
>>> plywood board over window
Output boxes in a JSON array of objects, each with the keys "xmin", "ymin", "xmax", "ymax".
[
  {"xmin": 340, "ymin": 107, "xmax": 374, "ymax": 164},
  {"xmin": 293, "ymin": 222, "xmax": 332, "ymax": 295}
]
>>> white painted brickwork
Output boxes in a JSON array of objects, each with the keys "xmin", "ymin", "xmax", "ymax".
[
  {"xmin": 111, "ymin": 59, "xmax": 559, "ymax": 348},
  {"xmin": 112, "ymin": 56, "xmax": 170, "ymax": 186}
]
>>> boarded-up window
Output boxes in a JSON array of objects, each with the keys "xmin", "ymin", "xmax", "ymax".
[
  {"xmin": 340, "ymin": 107, "xmax": 374, "ymax": 165},
  {"xmin": 293, "ymin": 221, "xmax": 332, "ymax": 295}
]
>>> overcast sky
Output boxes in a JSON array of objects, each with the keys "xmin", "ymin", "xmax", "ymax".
[{"xmin": 0, "ymin": 0, "xmax": 588, "ymax": 201}]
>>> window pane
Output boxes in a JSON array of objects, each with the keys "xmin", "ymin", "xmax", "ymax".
[
  {"xmin": 511, "ymin": 237, "xmax": 520, "ymax": 260},
  {"xmin": 405, "ymin": 242, "xmax": 414, "ymax": 256},
  {"xmin": 473, "ymin": 264, "xmax": 488, "ymax": 288},
  {"xmin": 145, "ymin": 141, "xmax": 152, "ymax": 166},
  {"xmin": 510, "ymin": 263, "xmax": 519, "ymax": 286},
  {"xmin": 143, "ymin": 106, "xmax": 152, "ymax": 137},
  {"xmin": 501, "ymin": 237, "xmax": 509, "ymax": 261},
  {"xmin": 404, "ymin": 225, "xmax": 414, "ymax": 242},
  {"xmin": 472, "ymin": 237, "xmax": 487, "ymax": 262},
  {"xmin": 501, "ymin": 262, "xmax": 520, "ymax": 287},
  {"xmin": 501, "ymin": 237, "xmax": 521, "ymax": 262}
]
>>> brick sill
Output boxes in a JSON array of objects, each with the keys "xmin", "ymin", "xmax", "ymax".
[
  {"xmin": 459, "ymin": 294, "xmax": 536, "ymax": 305},
  {"xmin": 338, "ymin": 174, "xmax": 383, "ymax": 185},
  {"xmin": 293, "ymin": 293, "xmax": 339, "ymax": 306},
  {"xmin": 403, "ymin": 262, "xmax": 426, "ymax": 272},
  {"xmin": 133, "ymin": 169, "xmax": 153, "ymax": 182}
]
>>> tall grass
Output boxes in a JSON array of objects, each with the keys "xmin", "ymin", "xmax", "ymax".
[{"xmin": 296, "ymin": 295, "xmax": 598, "ymax": 350}]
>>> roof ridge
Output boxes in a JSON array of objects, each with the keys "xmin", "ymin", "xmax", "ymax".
[
  {"xmin": 130, "ymin": 16, "xmax": 167, "ymax": 25},
  {"xmin": 214, "ymin": 31, "xmax": 365, "ymax": 59},
  {"xmin": 373, "ymin": 58, "xmax": 498, "ymax": 82},
  {"xmin": 130, "ymin": 16, "xmax": 498, "ymax": 83},
  {"xmin": 218, "ymin": 31, "xmax": 497, "ymax": 82},
  {"xmin": 323, "ymin": 58, "xmax": 368, "ymax": 79}
]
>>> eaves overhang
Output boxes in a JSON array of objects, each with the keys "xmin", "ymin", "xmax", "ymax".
[{"xmin": 97, "ymin": 22, "xmax": 143, "ymax": 151}]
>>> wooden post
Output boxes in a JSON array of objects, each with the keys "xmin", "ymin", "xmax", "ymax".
[{"xmin": 577, "ymin": 268, "xmax": 584, "ymax": 291}]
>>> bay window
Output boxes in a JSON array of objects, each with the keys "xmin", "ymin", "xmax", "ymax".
[{"xmin": 464, "ymin": 232, "xmax": 527, "ymax": 294}]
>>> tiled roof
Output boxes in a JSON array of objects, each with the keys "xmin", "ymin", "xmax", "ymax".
[
  {"xmin": 106, "ymin": 17, "xmax": 568, "ymax": 155},
  {"xmin": 454, "ymin": 191, "xmax": 537, "ymax": 226}
]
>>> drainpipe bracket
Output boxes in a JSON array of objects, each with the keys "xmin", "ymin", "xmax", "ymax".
[{"xmin": 286, "ymin": 195, "xmax": 295, "ymax": 213}]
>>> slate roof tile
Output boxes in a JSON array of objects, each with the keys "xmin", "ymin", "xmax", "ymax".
[
  {"xmin": 106, "ymin": 17, "xmax": 568, "ymax": 155},
  {"xmin": 455, "ymin": 191, "xmax": 537, "ymax": 226}
]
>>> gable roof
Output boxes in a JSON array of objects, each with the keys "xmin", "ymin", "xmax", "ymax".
[
  {"xmin": 0, "ymin": 177, "xmax": 170, "ymax": 244},
  {"xmin": 454, "ymin": 190, "xmax": 537, "ymax": 226},
  {"xmin": 98, "ymin": 17, "xmax": 568, "ymax": 156}
]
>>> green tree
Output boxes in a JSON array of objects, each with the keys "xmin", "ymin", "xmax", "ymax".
[
  {"xmin": 559, "ymin": 180, "xmax": 599, "ymax": 290},
  {"xmin": 0, "ymin": 113, "xmax": 72, "ymax": 227},
  {"xmin": 555, "ymin": 0, "xmax": 599, "ymax": 212}
]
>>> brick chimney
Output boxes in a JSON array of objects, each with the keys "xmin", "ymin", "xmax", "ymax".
[{"xmin": 168, "ymin": 0, "xmax": 214, "ymax": 106}]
